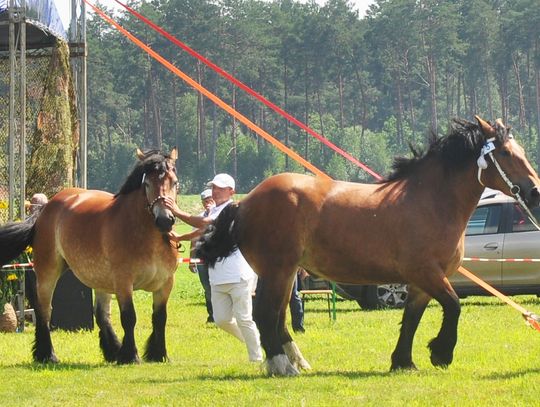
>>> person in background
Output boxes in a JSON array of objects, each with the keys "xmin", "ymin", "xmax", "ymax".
[
  {"xmin": 255, "ymin": 267, "xmax": 306, "ymax": 334},
  {"xmin": 165, "ymin": 174, "xmax": 263, "ymax": 362},
  {"xmin": 290, "ymin": 268, "xmax": 308, "ymax": 333},
  {"xmin": 190, "ymin": 189, "xmax": 215, "ymax": 323},
  {"xmin": 26, "ymin": 193, "xmax": 48, "ymax": 216}
]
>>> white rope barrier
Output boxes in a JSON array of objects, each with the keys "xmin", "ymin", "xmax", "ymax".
[
  {"xmin": 2, "ymin": 262, "xmax": 33, "ymax": 269},
  {"xmin": 177, "ymin": 258, "xmax": 203, "ymax": 264},
  {"xmin": 463, "ymin": 257, "xmax": 540, "ymax": 263}
]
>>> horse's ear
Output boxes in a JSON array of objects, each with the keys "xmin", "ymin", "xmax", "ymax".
[
  {"xmin": 494, "ymin": 118, "xmax": 509, "ymax": 133},
  {"xmin": 169, "ymin": 147, "xmax": 178, "ymax": 161},
  {"xmin": 136, "ymin": 148, "xmax": 145, "ymax": 160},
  {"xmin": 475, "ymin": 115, "xmax": 496, "ymax": 137}
]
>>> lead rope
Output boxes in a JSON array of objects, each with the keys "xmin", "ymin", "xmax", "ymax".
[{"xmin": 477, "ymin": 138, "xmax": 540, "ymax": 231}]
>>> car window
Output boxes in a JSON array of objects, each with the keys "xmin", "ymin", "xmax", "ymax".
[
  {"xmin": 511, "ymin": 204, "xmax": 540, "ymax": 232},
  {"xmin": 466, "ymin": 204, "xmax": 502, "ymax": 235}
]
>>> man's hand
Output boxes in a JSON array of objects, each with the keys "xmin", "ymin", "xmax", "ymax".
[
  {"xmin": 163, "ymin": 196, "xmax": 182, "ymax": 217},
  {"xmin": 169, "ymin": 230, "xmax": 182, "ymax": 242}
]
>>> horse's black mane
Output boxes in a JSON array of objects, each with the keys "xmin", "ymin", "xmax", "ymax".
[
  {"xmin": 383, "ymin": 118, "xmax": 510, "ymax": 182},
  {"xmin": 115, "ymin": 150, "xmax": 173, "ymax": 197}
]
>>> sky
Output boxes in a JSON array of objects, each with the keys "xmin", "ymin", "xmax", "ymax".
[{"xmin": 57, "ymin": 0, "xmax": 375, "ymax": 31}]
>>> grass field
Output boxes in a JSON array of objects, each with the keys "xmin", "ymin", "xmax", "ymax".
[{"xmin": 2, "ymin": 196, "xmax": 540, "ymax": 405}]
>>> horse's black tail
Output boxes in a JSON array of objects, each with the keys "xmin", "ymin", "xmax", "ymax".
[
  {"xmin": 0, "ymin": 212, "xmax": 38, "ymax": 266},
  {"xmin": 195, "ymin": 203, "xmax": 240, "ymax": 268}
]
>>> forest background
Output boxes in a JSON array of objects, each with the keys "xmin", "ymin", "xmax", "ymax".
[{"xmin": 87, "ymin": 0, "xmax": 540, "ymax": 194}]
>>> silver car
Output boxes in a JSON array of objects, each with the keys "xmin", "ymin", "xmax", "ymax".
[
  {"xmin": 332, "ymin": 191, "xmax": 540, "ymax": 309},
  {"xmin": 451, "ymin": 192, "xmax": 540, "ymax": 296}
]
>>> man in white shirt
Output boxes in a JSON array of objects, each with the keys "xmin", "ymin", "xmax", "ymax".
[{"xmin": 165, "ymin": 174, "xmax": 262, "ymax": 362}]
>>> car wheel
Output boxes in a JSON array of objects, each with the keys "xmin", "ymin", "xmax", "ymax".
[{"xmin": 360, "ymin": 284, "xmax": 408, "ymax": 310}]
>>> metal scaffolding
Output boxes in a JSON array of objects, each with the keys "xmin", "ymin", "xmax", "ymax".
[{"xmin": 0, "ymin": 0, "xmax": 86, "ymax": 222}]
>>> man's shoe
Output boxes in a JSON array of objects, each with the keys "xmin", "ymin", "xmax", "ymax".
[
  {"xmin": 293, "ymin": 326, "xmax": 305, "ymax": 333},
  {"xmin": 206, "ymin": 316, "xmax": 214, "ymax": 323}
]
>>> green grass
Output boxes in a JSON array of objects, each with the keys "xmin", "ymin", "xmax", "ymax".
[
  {"xmin": 2, "ymin": 196, "xmax": 540, "ymax": 405},
  {"xmin": 2, "ymin": 280, "xmax": 540, "ymax": 406}
]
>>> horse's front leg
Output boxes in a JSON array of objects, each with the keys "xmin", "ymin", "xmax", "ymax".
[
  {"xmin": 390, "ymin": 284, "xmax": 431, "ymax": 371},
  {"xmin": 116, "ymin": 288, "xmax": 140, "ymax": 364},
  {"xmin": 144, "ymin": 276, "xmax": 173, "ymax": 362},
  {"xmin": 426, "ymin": 278, "xmax": 461, "ymax": 368},
  {"xmin": 95, "ymin": 290, "xmax": 121, "ymax": 362}
]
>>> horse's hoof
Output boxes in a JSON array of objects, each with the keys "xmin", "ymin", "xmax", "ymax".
[
  {"xmin": 283, "ymin": 341, "xmax": 312, "ymax": 371},
  {"xmin": 430, "ymin": 355, "xmax": 450, "ymax": 369},
  {"xmin": 265, "ymin": 354, "xmax": 300, "ymax": 376},
  {"xmin": 390, "ymin": 360, "xmax": 417, "ymax": 371},
  {"xmin": 428, "ymin": 338, "xmax": 453, "ymax": 368},
  {"xmin": 35, "ymin": 355, "xmax": 59, "ymax": 364},
  {"xmin": 429, "ymin": 351, "xmax": 451, "ymax": 368},
  {"xmin": 116, "ymin": 352, "xmax": 141, "ymax": 365},
  {"xmin": 143, "ymin": 353, "xmax": 169, "ymax": 363},
  {"xmin": 33, "ymin": 351, "xmax": 59, "ymax": 364}
]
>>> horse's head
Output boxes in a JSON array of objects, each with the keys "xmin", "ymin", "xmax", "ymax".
[
  {"xmin": 137, "ymin": 147, "xmax": 179, "ymax": 233},
  {"xmin": 476, "ymin": 116, "xmax": 540, "ymax": 208}
]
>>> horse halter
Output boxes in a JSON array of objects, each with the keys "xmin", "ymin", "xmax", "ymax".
[
  {"xmin": 141, "ymin": 172, "xmax": 167, "ymax": 213},
  {"xmin": 477, "ymin": 137, "xmax": 540, "ymax": 230},
  {"xmin": 147, "ymin": 195, "xmax": 166, "ymax": 213}
]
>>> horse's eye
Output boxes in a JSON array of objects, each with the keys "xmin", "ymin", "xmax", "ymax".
[{"xmin": 500, "ymin": 149, "xmax": 511, "ymax": 157}]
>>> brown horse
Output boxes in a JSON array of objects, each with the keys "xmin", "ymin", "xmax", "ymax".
[
  {"xmin": 0, "ymin": 148, "xmax": 179, "ymax": 364},
  {"xmin": 197, "ymin": 117, "xmax": 540, "ymax": 376}
]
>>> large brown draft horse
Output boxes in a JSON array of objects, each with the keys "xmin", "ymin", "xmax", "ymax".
[
  {"xmin": 0, "ymin": 148, "xmax": 179, "ymax": 364},
  {"xmin": 197, "ymin": 117, "xmax": 540, "ymax": 376}
]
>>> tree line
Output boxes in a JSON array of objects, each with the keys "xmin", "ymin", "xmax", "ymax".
[{"xmin": 86, "ymin": 0, "xmax": 540, "ymax": 193}]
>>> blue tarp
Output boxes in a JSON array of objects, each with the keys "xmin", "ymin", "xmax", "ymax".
[{"xmin": 0, "ymin": 0, "xmax": 66, "ymax": 40}]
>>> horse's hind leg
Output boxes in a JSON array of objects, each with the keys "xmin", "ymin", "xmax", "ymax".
[
  {"xmin": 95, "ymin": 291, "xmax": 121, "ymax": 362},
  {"xmin": 115, "ymin": 289, "xmax": 140, "ymax": 364},
  {"xmin": 32, "ymin": 253, "xmax": 65, "ymax": 363},
  {"xmin": 280, "ymin": 310, "xmax": 311, "ymax": 371},
  {"xmin": 254, "ymin": 271, "xmax": 302, "ymax": 376},
  {"xmin": 144, "ymin": 276, "xmax": 173, "ymax": 362},
  {"xmin": 391, "ymin": 284, "xmax": 431, "ymax": 370}
]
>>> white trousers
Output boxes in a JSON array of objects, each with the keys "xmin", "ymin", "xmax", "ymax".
[{"xmin": 211, "ymin": 280, "xmax": 263, "ymax": 362}]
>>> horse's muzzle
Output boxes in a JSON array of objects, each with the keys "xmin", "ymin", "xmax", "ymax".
[{"xmin": 155, "ymin": 213, "xmax": 175, "ymax": 233}]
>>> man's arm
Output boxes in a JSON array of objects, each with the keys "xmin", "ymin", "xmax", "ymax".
[
  {"xmin": 169, "ymin": 228, "xmax": 204, "ymax": 243},
  {"xmin": 163, "ymin": 196, "xmax": 212, "ymax": 228}
]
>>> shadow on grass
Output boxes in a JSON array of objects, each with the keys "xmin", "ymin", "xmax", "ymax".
[
  {"xmin": 304, "ymin": 307, "xmax": 360, "ymax": 315},
  {"xmin": 187, "ymin": 368, "xmax": 401, "ymax": 381},
  {"xmin": 481, "ymin": 367, "xmax": 540, "ymax": 380},
  {"xmin": 137, "ymin": 370, "xmax": 399, "ymax": 384},
  {"xmin": 12, "ymin": 361, "xmax": 105, "ymax": 371}
]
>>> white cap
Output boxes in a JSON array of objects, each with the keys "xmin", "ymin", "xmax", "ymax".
[
  {"xmin": 207, "ymin": 173, "xmax": 235, "ymax": 190},
  {"xmin": 200, "ymin": 189, "xmax": 213, "ymax": 200}
]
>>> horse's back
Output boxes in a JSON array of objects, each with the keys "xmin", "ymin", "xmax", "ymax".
[
  {"xmin": 32, "ymin": 188, "xmax": 113, "ymax": 275},
  {"xmin": 36, "ymin": 188, "xmax": 114, "ymax": 247},
  {"xmin": 237, "ymin": 174, "xmax": 368, "ymax": 269},
  {"xmin": 236, "ymin": 173, "xmax": 406, "ymax": 283}
]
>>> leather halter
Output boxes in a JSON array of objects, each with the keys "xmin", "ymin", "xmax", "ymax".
[
  {"xmin": 141, "ymin": 172, "xmax": 166, "ymax": 214},
  {"xmin": 147, "ymin": 195, "xmax": 165, "ymax": 213}
]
